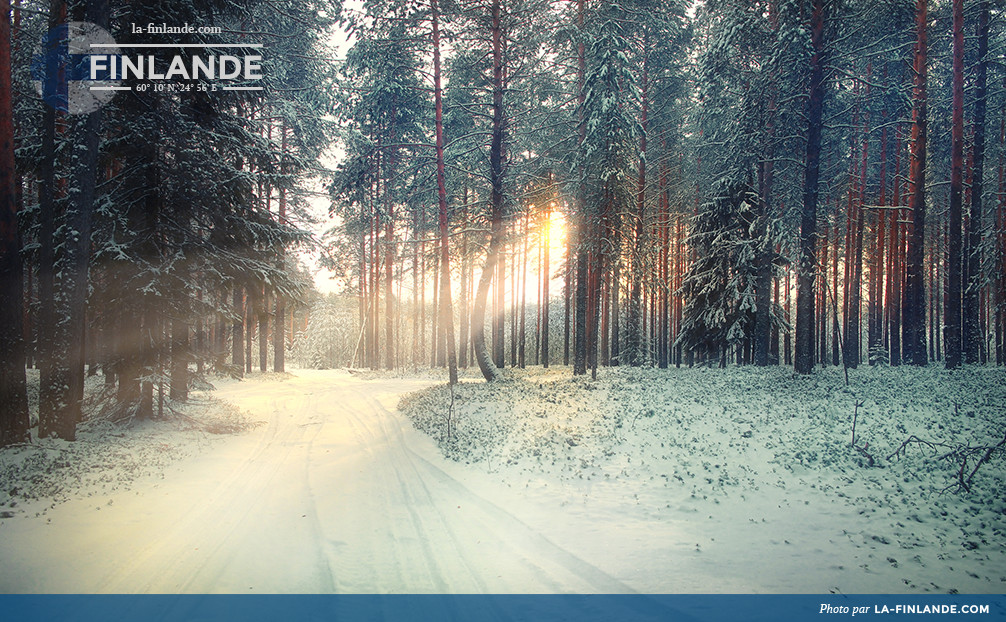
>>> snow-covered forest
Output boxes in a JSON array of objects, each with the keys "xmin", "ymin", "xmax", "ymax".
[
  {"xmin": 0, "ymin": 0, "xmax": 1005, "ymax": 600},
  {"xmin": 3, "ymin": 0, "xmax": 1006, "ymax": 442}
]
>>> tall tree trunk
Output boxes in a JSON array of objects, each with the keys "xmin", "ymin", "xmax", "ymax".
[
  {"xmin": 430, "ymin": 235, "xmax": 439, "ymax": 367},
  {"xmin": 519, "ymin": 213, "xmax": 528, "ymax": 368},
  {"xmin": 998, "ymin": 89, "xmax": 1006, "ymax": 365},
  {"xmin": 609, "ymin": 217, "xmax": 620, "ymax": 366},
  {"xmin": 495, "ymin": 238, "xmax": 505, "ymax": 368},
  {"xmin": 657, "ymin": 148, "xmax": 669, "ymax": 369},
  {"xmin": 870, "ymin": 121, "xmax": 888, "ymax": 364},
  {"xmin": 754, "ymin": 155, "xmax": 774, "ymax": 367},
  {"xmin": 588, "ymin": 230, "xmax": 601, "ymax": 379},
  {"xmin": 52, "ymin": 48, "xmax": 101, "ymax": 436},
  {"xmin": 572, "ymin": 0, "xmax": 588, "ymax": 377},
  {"xmin": 358, "ymin": 225, "xmax": 367, "ymax": 366},
  {"xmin": 232, "ymin": 286, "xmax": 244, "ymax": 375},
  {"xmin": 600, "ymin": 247, "xmax": 610, "ymax": 366},
  {"xmin": 944, "ymin": 0, "xmax": 964, "ymax": 369},
  {"xmin": 627, "ymin": 32, "xmax": 648, "ymax": 367},
  {"xmin": 274, "ymin": 124, "xmax": 287, "ymax": 373},
  {"xmin": 371, "ymin": 194, "xmax": 381, "ymax": 369},
  {"xmin": 385, "ymin": 107, "xmax": 397, "ymax": 371},
  {"xmin": 831, "ymin": 210, "xmax": 841, "ymax": 366},
  {"xmin": 563, "ymin": 224, "xmax": 571, "ymax": 367},
  {"xmin": 258, "ymin": 287, "xmax": 268, "ymax": 372},
  {"xmin": 794, "ymin": 0, "xmax": 827, "ymax": 375},
  {"xmin": 755, "ymin": 60, "xmax": 779, "ymax": 368},
  {"xmin": 510, "ymin": 245, "xmax": 517, "ymax": 366},
  {"xmin": 847, "ymin": 73, "xmax": 869, "ymax": 369},
  {"xmin": 459, "ymin": 187, "xmax": 469, "ymax": 368},
  {"xmin": 998, "ymin": 127, "xmax": 1006, "ymax": 364},
  {"xmin": 842, "ymin": 118, "xmax": 857, "ymax": 368},
  {"xmin": 819, "ymin": 223, "xmax": 829, "ymax": 366},
  {"xmin": 903, "ymin": 0, "xmax": 928, "ymax": 367},
  {"xmin": 964, "ymin": 0, "xmax": 989, "ymax": 365},
  {"xmin": 139, "ymin": 307, "xmax": 155, "ymax": 420},
  {"xmin": 541, "ymin": 200, "xmax": 550, "ymax": 368},
  {"xmin": 889, "ymin": 130, "xmax": 903, "ymax": 365},
  {"xmin": 412, "ymin": 210, "xmax": 420, "ymax": 365},
  {"xmin": 420, "ymin": 221, "xmax": 427, "ymax": 364},
  {"xmin": 472, "ymin": 0, "xmax": 508, "ymax": 382},
  {"xmin": 170, "ymin": 316, "xmax": 188, "ymax": 400},
  {"xmin": 245, "ymin": 290, "xmax": 253, "ymax": 373},
  {"xmin": 0, "ymin": 0, "xmax": 29, "ymax": 446},
  {"xmin": 432, "ymin": 0, "xmax": 457, "ymax": 384},
  {"xmin": 36, "ymin": 0, "xmax": 65, "ymax": 438}
]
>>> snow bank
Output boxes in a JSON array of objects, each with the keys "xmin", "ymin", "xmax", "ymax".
[
  {"xmin": 0, "ymin": 371, "xmax": 257, "ymax": 521},
  {"xmin": 400, "ymin": 364, "xmax": 1006, "ymax": 593}
]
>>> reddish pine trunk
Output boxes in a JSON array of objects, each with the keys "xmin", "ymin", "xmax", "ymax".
[
  {"xmin": 430, "ymin": 235, "xmax": 439, "ymax": 366},
  {"xmin": 832, "ymin": 205, "xmax": 841, "ymax": 366},
  {"xmin": 658, "ymin": 143, "xmax": 670, "ymax": 369},
  {"xmin": 903, "ymin": 0, "xmax": 928, "ymax": 366}
]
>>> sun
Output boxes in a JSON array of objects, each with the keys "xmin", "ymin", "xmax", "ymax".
[{"xmin": 540, "ymin": 204, "xmax": 568, "ymax": 258}]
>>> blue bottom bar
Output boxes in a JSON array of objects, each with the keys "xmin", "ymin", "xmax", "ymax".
[{"xmin": 3, "ymin": 594, "xmax": 1005, "ymax": 622}]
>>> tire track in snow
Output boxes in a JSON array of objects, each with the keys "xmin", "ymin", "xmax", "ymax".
[
  {"xmin": 6, "ymin": 370, "xmax": 633, "ymax": 593},
  {"xmin": 308, "ymin": 379, "xmax": 635, "ymax": 593}
]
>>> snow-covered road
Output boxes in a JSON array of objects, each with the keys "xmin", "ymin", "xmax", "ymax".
[{"xmin": 0, "ymin": 370, "xmax": 635, "ymax": 593}]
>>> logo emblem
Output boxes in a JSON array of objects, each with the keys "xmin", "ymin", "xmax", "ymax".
[{"xmin": 30, "ymin": 22, "xmax": 121, "ymax": 115}]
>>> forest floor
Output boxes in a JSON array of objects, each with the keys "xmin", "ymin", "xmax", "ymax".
[
  {"xmin": 0, "ymin": 364, "xmax": 1003, "ymax": 594},
  {"xmin": 401, "ymin": 363, "xmax": 1006, "ymax": 594}
]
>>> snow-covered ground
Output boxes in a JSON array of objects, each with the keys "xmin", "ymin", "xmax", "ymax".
[
  {"xmin": 0, "ymin": 369, "xmax": 631, "ymax": 593},
  {"xmin": 0, "ymin": 365, "xmax": 1003, "ymax": 594},
  {"xmin": 401, "ymin": 364, "xmax": 1006, "ymax": 594}
]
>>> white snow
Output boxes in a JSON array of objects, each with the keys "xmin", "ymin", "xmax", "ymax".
[
  {"xmin": 0, "ymin": 365, "xmax": 1003, "ymax": 594},
  {"xmin": 401, "ymin": 364, "xmax": 1006, "ymax": 594}
]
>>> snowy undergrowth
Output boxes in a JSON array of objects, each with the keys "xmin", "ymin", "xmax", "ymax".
[
  {"xmin": 0, "ymin": 371, "xmax": 257, "ymax": 520},
  {"xmin": 400, "ymin": 364, "xmax": 1006, "ymax": 593}
]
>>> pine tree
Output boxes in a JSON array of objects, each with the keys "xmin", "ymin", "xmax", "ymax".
[{"xmin": 676, "ymin": 180, "xmax": 761, "ymax": 364}]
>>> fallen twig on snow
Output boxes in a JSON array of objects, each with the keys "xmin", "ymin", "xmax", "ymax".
[
  {"xmin": 850, "ymin": 400, "xmax": 875, "ymax": 466},
  {"xmin": 886, "ymin": 431, "xmax": 1006, "ymax": 494}
]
